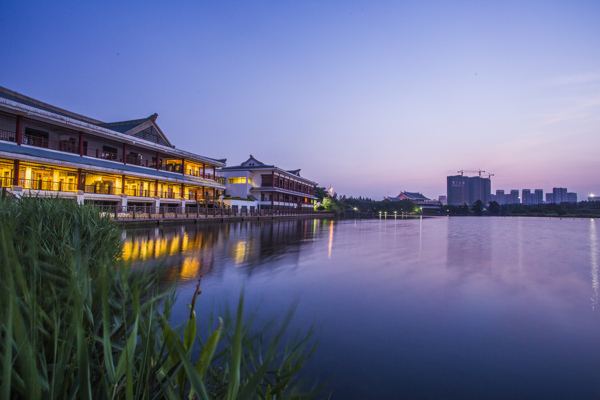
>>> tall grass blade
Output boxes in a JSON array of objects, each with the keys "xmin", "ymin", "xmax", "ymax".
[{"xmin": 226, "ymin": 292, "xmax": 245, "ymax": 400}]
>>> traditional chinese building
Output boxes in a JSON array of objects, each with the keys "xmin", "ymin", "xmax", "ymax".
[
  {"xmin": 0, "ymin": 86, "xmax": 226, "ymax": 209},
  {"xmin": 217, "ymin": 155, "xmax": 317, "ymax": 211},
  {"xmin": 385, "ymin": 191, "xmax": 441, "ymax": 209}
]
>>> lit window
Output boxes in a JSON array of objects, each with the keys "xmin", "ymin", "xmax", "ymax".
[{"xmin": 228, "ymin": 177, "xmax": 247, "ymax": 184}]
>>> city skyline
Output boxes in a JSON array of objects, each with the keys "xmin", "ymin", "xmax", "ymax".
[{"xmin": 2, "ymin": 1, "xmax": 599, "ymax": 200}]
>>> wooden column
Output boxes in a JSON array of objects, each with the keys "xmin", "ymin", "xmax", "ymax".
[
  {"xmin": 181, "ymin": 158, "xmax": 185, "ymax": 175},
  {"xmin": 123, "ymin": 143, "xmax": 127, "ymax": 164},
  {"xmin": 155, "ymin": 179, "xmax": 159, "ymax": 197},
  {"xmin": 13, "ymin": 160, "xmax": 19, "ymax": 186},
  {"xmin": 212, "ymin": 166, "xmax": 216, "ymax": 179},
  {"xmin": 79, "ymin": 132, "xmax": 84, "ymax": 156},
  {"xmin": 76, "ymin": 168, "xmax": 82, "ymax": 191},
  {"xmin": 271, "ymin": 190, "xmax": 274, "ymax": 209},
  {"xmin": 121, "ymin": 175, "xmax": 126, "ymax": 194},
  {"xmin": 156, "ymin": 152, "xmax": 160, "ymax": 170},
  {"xmin": 15, "ymin": 116, "xmax": 22, "ymax": 146},
  {"xmin": 181, "ymin": 183, "xmax": 185, "ymax": 199}
]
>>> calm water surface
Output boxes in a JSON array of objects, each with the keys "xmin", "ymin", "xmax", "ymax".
[{"xmin": 124, "ymin": 217, "xmax": 600, "ymax": 399}]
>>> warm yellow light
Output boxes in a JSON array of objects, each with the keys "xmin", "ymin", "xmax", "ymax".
[{"xmin": 180, "ymin": 257, "xmax": 200, "ymax": 280}]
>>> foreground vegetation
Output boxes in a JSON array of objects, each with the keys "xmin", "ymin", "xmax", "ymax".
[{"xmin": 0, "ymin": 197, "xmax": 321, "ymax": 399}]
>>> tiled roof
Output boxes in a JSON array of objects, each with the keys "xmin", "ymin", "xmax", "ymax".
[
  {"xmin": 0, "ymin": 86, "xmax": 103, "ymax": 125},
  {"xmin": 400, "ymin": 191, "xmax": 429, "ymax": 200}
]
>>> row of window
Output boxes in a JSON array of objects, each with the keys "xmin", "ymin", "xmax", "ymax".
[{"xmin": 228, "ymin": 177, "xmax": 252, "ymax": 184}]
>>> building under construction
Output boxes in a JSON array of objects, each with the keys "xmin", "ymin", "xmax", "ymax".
[{"xmin": 446, "ymin": 170, "xmax": 492, "ymax": 206}]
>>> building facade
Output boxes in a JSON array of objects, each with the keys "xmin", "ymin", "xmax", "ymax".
[
  {"xmin": 468, "ymin": 176, "xmax": 491, "ymax": 206},
  {"xmin": 217, "ymin": 155, "xmax": 317, "ymax": 211},
  {"xmin": 447, "ymin": 175, "xmax": 469, "ymax": 205},
  {"xmin": 522, "ymin": 189, "xmax": 531, "ymax": 205},
  {"xmin": 534, "ymin": 189, "xmax": 543, "ymax": 205},
  {"xmin": 447, "ymin": 175, "xmax": 491, "ymax": 206},
  {"xmin": 509, "ymin": 190, "xmax": 520, "ymax": 204},
  {"xmin": 495, "ymin": 190, "xmax": 505, "ymax": 205},
  {"xmin": 0, "ymin": 86, "xmax": 226, "ymax": 209},
  {"xmin": 553, "ymin": 187, "xmax": 567, "ymax": 204}
]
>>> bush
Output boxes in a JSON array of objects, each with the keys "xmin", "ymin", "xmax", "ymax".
[{"xmin": 0, "ymin": 197, "xmax": 321, "ymax": 399}]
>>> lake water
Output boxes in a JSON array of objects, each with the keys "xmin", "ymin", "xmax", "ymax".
[{"xmin": 123, "ymin": 217, "xmax": 600, "ymax": 399}]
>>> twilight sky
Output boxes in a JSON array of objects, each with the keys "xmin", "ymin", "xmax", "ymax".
[{"xmin": 1, "ymin": 1, "xmax": 599, "ymax": 200}]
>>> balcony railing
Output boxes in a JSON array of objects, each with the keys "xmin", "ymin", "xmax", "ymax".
[
  {"xmin": 20, "ymin": 178, "xmax": 78, "ymax": 192},
  {"xmin": 0, "ymin": 130, "xmax": 16, "ymax": 142},
  {"xmin": 125, "ymin": 155, "xmax": 143, "ymax": 166},
  {"xmin": 22, "ymin": 134, "xmax": 79, "ymax": 154},
  {"xmin": 84, "ymin": 184, "xmax": 118, "ymax": 195},
  {"xmin": 84, "ymin": 147, "xmax": 119, "ymax": 161}
]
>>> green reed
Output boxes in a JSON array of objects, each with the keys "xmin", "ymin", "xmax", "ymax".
[{"xmin": 0, "ymin": 197, "xmax": 323, "ymax": 399}]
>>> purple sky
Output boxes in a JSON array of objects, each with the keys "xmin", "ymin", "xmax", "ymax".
[{"xmin": 2, "ymin": 1, "xmax": 599, "ymax": 200}]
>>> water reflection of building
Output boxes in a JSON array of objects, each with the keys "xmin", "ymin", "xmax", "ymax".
[
  {"xmin": 123, "ymin": 219, "xmax": 331, "ymax": 282},
  {"xmin": 445, "ymin": 218, "xmax": 492, "ymax": 275}
]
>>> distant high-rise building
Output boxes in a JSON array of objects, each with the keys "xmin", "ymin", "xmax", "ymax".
[
  {"xmin": 509, "ymin": 190, "xmax": 519, "ymax": 204},
  {"xmin": 439, "ymin": 195, "xmax": 447, "ymax": 205},
  {"xmin": 468, "ymin": 176, "xmax": 491, "ymax": 205},
  {"xmin": 566, "ymin": 192, "xmax": 577, "ymax": 203},
  {"xmin": 589, "ymin": 195, "xmax": 599, "ymax": 202},
  {"xmin": 447, "ymin": 175, "xmax": 468, "ymax": 205},
  {"xmin": 534, "ymin": 189, "xmax": 543, "ymax": 205},
  {"xmin": 522, "ymin": 189, "xmax": 531, "ymax": 205},
  {"xmin": 553, "ymin": 187, "xmax": 568, "ymax": 204},
  {"xmin": 447, "ymin": 174, "xmax": 491, "ymax": 206},
  {"xmin": 529, "ymin": 193, "xmax": 536, "ymax": 205},
  {"xmin": 546, "ymin": 193, "xmax": 554, "ymax": 203},
  {"xmin": 496, "ymin": 190, "xmax": 505, "ymax": 205}
]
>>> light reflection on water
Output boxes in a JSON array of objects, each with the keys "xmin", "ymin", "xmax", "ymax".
[{"xmin": 124, "ymin": 217, "xmax": 600, "ymax": 400}]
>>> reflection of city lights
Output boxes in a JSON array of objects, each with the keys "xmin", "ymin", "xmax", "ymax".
[
  {"xmin": 182, "ymin": 233, "xmax": 189, "ymax": 252},
  {"xmin": 121, "ymin": 241, "xmax": 133, "ymax": 261},
  {"xmin": 180, "ymin": 256, "xmax": 200, "ymax": 280},
  {"xmin": 233, "ymin": 240, "xmax": 248, "ymax": 267},
  {"xmin": 328, "ymin": 220, "xmax": 334, "ymax": 259},
  {"xmin": 122, "ymin": 236, "xmax": 176, "ymax": 262},
  {"xmin": 169, "ymin": 237, "xmax": 180, "ymax": 255}
]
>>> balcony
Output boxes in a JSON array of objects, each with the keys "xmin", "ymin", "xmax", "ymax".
[
  {"xmin": 85, "ymin": 147, "xmax": 119, "ymax": 161},
  {"xmin": 22, "ymin": 134, "xmax": 79, "ymax": 154},
  {"xmin": 124, "ymin": 188, "xmax": 153, "ymax": 197},
  {"xmin": 20, "ymin": 178, "xmax": 77, "ymax": 192},
  {"xmin": 0, "ymin": 130, "xmax": 16, "ymax": 142},
  {"xmin": 84, "ymin": 184, "xmax": 118, "ymax": 195}
]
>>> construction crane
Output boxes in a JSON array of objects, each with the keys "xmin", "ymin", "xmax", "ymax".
[
  {"xmin": 457, "ymin": 169, "xmax": 486, "ymax": 177},
  {"xmin": 486, "ymin": 173, "xmax": 494, "ymax": 179}
]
